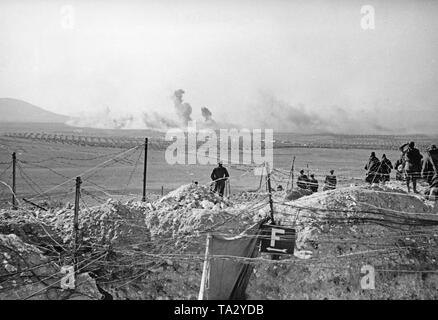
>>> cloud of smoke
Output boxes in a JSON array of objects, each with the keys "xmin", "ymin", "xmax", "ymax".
[
  {"xmin": 67, "ymin": 106, "xmax": 141, "ymax": 129},
  {"xmin": 67, "ymin": 89, "xmax": 201, "ymax": 131},
  {"xmin": 201, "ymin": 106, "xmax": 217, "ymax": 128},
  {"xmin": 201, "ymin": 107, "xmax": 212, "ymax": 121},
  {"xmin": 172, "ymin": 89, "xmax": 192, "ymax": 126},
  {"xmin": 141, "ymin": 111, "xmax": 178, "ymax": 131},
  {"xmin": 248, "ymin": 94, "xmax": 326, "ymax": 133},
  {"xmin": 66, "ymin": 89, "xmax": 393, "ymax": 134},
  {"xmin": 247, "ymin": 93, "xmax": 392, "ymax": 134}
]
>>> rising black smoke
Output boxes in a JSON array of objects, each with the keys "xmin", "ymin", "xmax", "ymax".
[
  {"xmin": 201, "ymin": 106, "xmax": 217, "ymax": 127},
  {"xmin": 172, "ymin": 89, "xmax": 192, "ymax": 126}
]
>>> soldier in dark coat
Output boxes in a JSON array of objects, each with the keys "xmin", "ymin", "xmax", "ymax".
[
  {"xmin": 421, "ymin": 145, "xmax": 438, "ymax": 185},
  {"xmin": 365, "ymin": 152, "xmax": 381, "ymax": 184},
  {"xmin": 297, "ymin": 170, "xmax": 309, "ymax": 190},
  {"xmin": 323, "ymin": 170, "xmax": 337, "ymax": 191},
  {"xmin": 379, "ymin": 154, "xmax": 393, "ymax": 183},
  {"xmin": 308, "ymin": 174, "xmax": 319, "ymax": 192},
  {"xmin": 211, "ymin": 161, "xmax": 229, "ymax": 197},
  {"xmin": 400, "ymin": 141, "xmax": 423, "ymax": 193}
]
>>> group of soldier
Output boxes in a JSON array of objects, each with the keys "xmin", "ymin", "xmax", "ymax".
[
  {"xmin": 364, "ymin": 141, "xmax": 438, "ymax": 199},
  {"xmin": 296, "ymin": 169, "xmax": 337, "ymax": 193},
  {"xmin": 209, "ymin": 140, "xmax": 437, "ymax": 200},
  {"xmin": 209, "ymin": 160, "xmax": 338, "ymax": 197},
  {"xmin": 292, "ymin": 140, "xmax": 438, "ymax": 200},
  {"xmin": 364, "ymin": 152, "xmax": 394, "ymax": 184}
]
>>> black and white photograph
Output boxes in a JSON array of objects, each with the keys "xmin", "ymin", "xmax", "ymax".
[{"xmin": 0, "ymin": 0, "xmax": 437, "ymax": 306}]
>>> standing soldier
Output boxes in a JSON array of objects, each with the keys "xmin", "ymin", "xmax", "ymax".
[
  {"xmin": 211, "ymin": 161, "xmax": 229, "ymax": 197},
  {"xmin": 365, "ymin": 152, "xmax": 381, "ymax": 184},
  {"xmin": 308, "ymin": 174, "xmax": 319, "ymax": 192},
  {"xmin": 379, "ymin": 154, "xmax": 393, "ymax": 183},
  {"xmin": 422, "ymin": 144, "xmax": 438, "ymax": 200},
  {"xmin": 422, "ymin": 145, "xmax": 438, "ymax": 185},
  {"xmin": 323, "ymin": 170, "xmax": 337, "ymax": 191},
  {"xmin": 297, "ymin": 170, "xmax": 310, "ymax": 190},
  {"xmin": 399, "ymin": 141, "xmax": 423, "ymax": 193}
]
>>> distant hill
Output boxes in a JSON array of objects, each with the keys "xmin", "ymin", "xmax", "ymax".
[{"xmin": 0, "ymin": 98, "xmax": 69, "ymax": 123}]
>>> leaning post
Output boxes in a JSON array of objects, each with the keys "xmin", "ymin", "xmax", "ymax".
[{"xmin": 142, "ymin": 138, "xmax": 148, "ymax": 202}]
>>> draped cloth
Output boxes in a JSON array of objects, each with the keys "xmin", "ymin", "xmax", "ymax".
[{"xmin": 199, "ymin": 224, "xmax": 261, "ymax": 300}]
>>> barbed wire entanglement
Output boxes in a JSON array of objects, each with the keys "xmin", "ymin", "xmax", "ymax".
[
  {"xmin": 4, "ymin": 131, "xmax": 437, "ymax": 151},
  {"xmin": 1, "ymin": 131, "xmax": 435, "ymax": 205}
]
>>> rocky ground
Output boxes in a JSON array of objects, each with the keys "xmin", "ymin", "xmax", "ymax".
[{"xmin": 1, "ymin": 180, "xmax": 437, "ymax": 300}]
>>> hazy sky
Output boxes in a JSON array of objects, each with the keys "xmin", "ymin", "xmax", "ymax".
[{"xmin": 1, "ymin": 0, "xmax": 437, "ymax": 134}]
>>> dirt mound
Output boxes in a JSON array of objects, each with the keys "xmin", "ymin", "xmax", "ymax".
[
  {"xmin": 36, "ymin": 200, "xmax": 149, "ymax": 251},
  {"xmin": 158, "ymin": 183, "xmax": 231, "ymax": 208},
  {"xmin": 0, "ymin": 209, "xmax": 63, "ymax": 254},
  {"xmin": 285, "ymin": 188, "xmax": 313, "ymax": 201},
  {"xmin": 256, "ymin": 185, "xmax": 435, "ymax": 247},
  {"xmin": 142, "ymin": 183, "xmax": 236, "ymax": 243},
  {"xmin": 247, "ymin": 185, "xmax": 438, "ymax": 299}
]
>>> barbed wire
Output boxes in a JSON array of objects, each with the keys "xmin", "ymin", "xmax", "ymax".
[
  {"xmin": 20, "ymin": 146, "xmax": 140, "ymax": 202},
  {"xmin": 21, "ymin": 251, "xmax": 108, "ymax": 300},
  {"xmin": 269, "ymin": 203, "xmax": 438, "ymax": 230},
  {"xmin": 124, "ymin": 148, "xmax": 143, "ymax": 191},
  {"xmin": 0, "ymin": 163, "xmax": 12, "ymax": 179},
  {"xmin": 19, "ymin": 149, "xmax": 135, "ymax": 164},
  {"xmin": 16, "ymin": 163, "xmax": 50, "ymax": 201}
]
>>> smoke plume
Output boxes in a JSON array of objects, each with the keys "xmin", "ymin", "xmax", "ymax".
[
  {"xmin": 141, "ymin": 112, "xmax": 178, "ymax": 131},
  {"xmin": 247, "ymin": 93, "xmax": 392, "ymax": 134},
  {"xmin": 67, "ymin": 106, "xmax": 139, "ymax": 129},
  {"xmin": 172, "ymin": 89, "xmax": 192, "ymax": 126},
  {"xmin": 201, "ymin": 106, "xmax": 217, "ymax": 127},
  {"xmin": 201, "ymin": 107, "xmax": 212, "ymax": 121}
]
